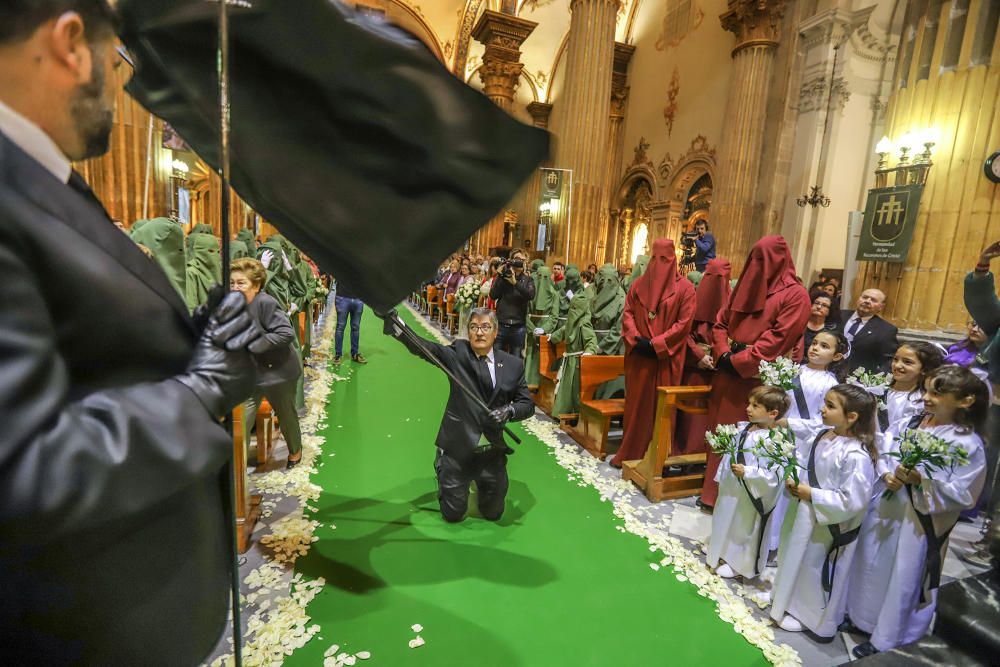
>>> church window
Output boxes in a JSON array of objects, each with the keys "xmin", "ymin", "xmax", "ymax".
[
  {"xmin": 939, "ymin": 0, "xmax": 969, "ymax": 72},
  {"xmin": 970, "ymin": 0, "xmax": 1000, "ymax": 66}
]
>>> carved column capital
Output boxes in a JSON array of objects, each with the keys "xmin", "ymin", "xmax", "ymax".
[
  {"xmin": 610, "ymin": 42, "xmax": 636, "ymax": 119},
  {"xmin": 478, "ymin": 59, "xmax": 525, "ymax": 106},
  {"xmin": 526, "ymin": 101, "xmax": 553, "ymax": 129},
  {"xmin": 720, "ymin": 0, "xmax": 789, "ymax": 53},
  {"xmin": 473, "ymin": 10, "xmax": 537, "ymax": 109}
]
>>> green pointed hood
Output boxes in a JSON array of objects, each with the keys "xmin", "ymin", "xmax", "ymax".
[
  {"xmin": 185, "ymin": 232, "xmax": 221, "ymax": 308},
  {"xmin": 592, "ymin": 263, "xmax": 625, "ymax": 324},
  {"xmin": 624, "ymin": 255, "xmax": 650, "ymax": 291},
  {"xmin": 531, "ymin": 266, "xmax": 559, "ymax": 312},
  {"xmin": 130, "ymin": 217, "xmax": 189, "ymax": 307}
]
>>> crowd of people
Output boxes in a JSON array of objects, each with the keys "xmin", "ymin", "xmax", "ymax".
[{"xmin": 421, "ymin": 231, "xmax": 996, "ymax": 657}]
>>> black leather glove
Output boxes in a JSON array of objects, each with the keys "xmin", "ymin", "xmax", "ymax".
[
  {"xmin": 633, "ymin": 337, "xmax": 656, "ymax": 358},
  {"xmin": 176, "ymin": 292, "xmax": 259, "ymax": 417},
  {"xmin": 488, "ymin": 404, "xmax": 515, "ymax": 427},
  {"xmin": 381, "ymin": 308, "xmax": 403, "ymax": 336},
  {"xmin": 191, "ymin": 284, "xmax": 226, "ymax": 338},
  {"xmin": 717, "ymin": 352, "xmax": 738, "ymax": 375}
]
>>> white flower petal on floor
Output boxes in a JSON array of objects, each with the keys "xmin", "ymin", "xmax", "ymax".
[
  {"xmin": 411, "ymin": 623, "xmax": 423, "ymax": 632},
  {"xmin": 409, "ymin": 636, "xmax": 426, "ymax": 649}
]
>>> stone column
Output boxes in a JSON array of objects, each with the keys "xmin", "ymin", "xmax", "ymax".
[
  {"xmin": 472, "ymin": 11, "xmax": 537, "ymax": 254},
  {"xmin": 711, "ymin": 0, "xmax": 789, "ymax": 266},
  {"xmin": 514, "ymin": 101, "xmax": 553, "ymax": 249},
  {"xmin": 549, "ymin": 0, "xmax": 619, "ymax": 264},
  {"xmin": 602, "ymin": 43, "xmax": 636, "ymax": 264}
]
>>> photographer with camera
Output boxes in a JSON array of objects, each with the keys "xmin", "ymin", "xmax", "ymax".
[
  {"xmin": 691, "ymin": 220, "xmax": 716, "ymax": 272},
  {"xmin": 490, "ymin": 249, "xmax": 535, "ymax": 359}
]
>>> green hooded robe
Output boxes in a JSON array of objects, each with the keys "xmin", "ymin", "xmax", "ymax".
[
  {"xmin": 687, "ymin": 270, "xmax": 703, "ymax": 288},
  {"xmin": 591, "ymin": 263, "xmax": 627, "ymax": 398},
  {"xmin": 549, "ymin": 288, "xmax": 599, "ymax": 417},
  {"xmin": 185, "ymin": 223, "xmax": 214, "ymax": 254},
  {"xmin": 236, "ymin": 228, "xmax": 257, "ymax": 255},
  {"xmin": 229, "ymin": 239, "xmax": 251, "ymax": 260},
  {"xmin": 558, "ymin": 265, "xmax": 583, "ymax": 319},
  {"xmin": 185, "ymin": 232, "xmax": 221, "ymax": 309},
  {"xmin": 624, "ymin": 254, "xmax": 649, "ymax": 293},
  {"xmin": 129, "ymin": 217, "xmax": 191, "ymax": 309},
  {"xmin": 524, "ymin": 266, "xmax": 561, "ymax": 386}
]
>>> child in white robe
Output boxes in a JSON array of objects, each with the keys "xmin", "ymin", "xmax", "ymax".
[
  {"xmin": 707, "ymin": 385, "xmax": 788, "ymax": 580},
  {"xmin": 764, "ymin": 332, "xmax": 847, "ymax": 560},
  {"xmin": 846, "ymin": 366, "xmax": 987, "ymax": 658},
  {"xmin": 769, "ymin": 384, "xmax": 876, "ymax": 638},
  {"xmin": 878, "ymin": 342, "xmax": 943, "ymax": 432}
]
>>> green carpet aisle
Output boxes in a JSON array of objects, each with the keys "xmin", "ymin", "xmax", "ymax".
[{"xmin": 286, "ymin": 306, "xmax": 768, "ymax": 666}]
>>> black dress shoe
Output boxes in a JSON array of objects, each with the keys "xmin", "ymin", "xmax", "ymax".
[
  {"xmin": 852, "ymin": 642, "xmax": 879, "ymax": 658},
  {"xmin": 286, "ymin": 457, "xmax": 302, "ymax": 469},
  {"xmin": 838, "ymin": 618, "xmax": 869, "ymax": 636},
  {"xmin": 695, "ymin": 497, "xmax": 714, "ymax": 514}
]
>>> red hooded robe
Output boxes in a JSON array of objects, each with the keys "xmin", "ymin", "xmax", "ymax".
[
  {"xmin": 675, "ymin": 257, "xmax": 732, "ymax": 454},
  {"xmin": 612, "ymin": 239, "xmax": 696, "ymax": 466},
  {"xmin": 699, "ymin": 236, "xmax": 810, "ymax": 505}
]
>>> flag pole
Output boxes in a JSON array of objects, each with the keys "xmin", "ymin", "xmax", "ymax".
[{"xmin": 216, "ymin": 1, "xmax": 243, "ymax": 665}]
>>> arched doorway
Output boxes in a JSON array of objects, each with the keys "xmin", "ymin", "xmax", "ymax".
[
  {"xmin": 683, "ymin": 173, "xmax": 713, "ymax": 231},
  {"xmin": 610, "ymin": 176, "xmax": 654, "ymax": 269}
]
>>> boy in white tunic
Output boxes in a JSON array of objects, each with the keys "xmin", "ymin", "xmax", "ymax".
[
  {"xmin": 707, "ymin": 385, "xmax": 789, "ymax": 579},
  {"xmin": 846, "ymin": 366, "xmax": 987, "ymax": 658},
  {"xmin": 770, "ymin": 384, "xmax": 876, "ymax": 638}
]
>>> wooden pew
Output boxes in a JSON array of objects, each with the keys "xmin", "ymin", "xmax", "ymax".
[
  {"xmin": 533, "ymin": 334, "xmax": 566, "ymax": 416},
  {"xmin": 233, "ymin": 404, "xmax": 263, "ymax": 553},
  {"xmin": 561, "ymin": 355, "xmax": 625, "ymax": 460},
  {"xmin": 255, "ymin": 399, "xmax": 275, "ymax": 466},
  {"xmin": 622, "ymin": 385, "xmax": 711, "ymax": 502},
  {"xmin": 425, "ymin": 285, "xmax": 440, "ymax": 320}
]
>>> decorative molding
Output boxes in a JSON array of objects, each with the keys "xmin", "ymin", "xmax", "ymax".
[
  {"xmin": 657, "ymin": 152, "xmax": 674, "ymax": 184},
  {"xmin": 659, "ymin": 134, "xmax": 716, "ymax": 196},
  {"xmin": 443, "ymin": 40, "xmax": 454, "ymax": 59},
  {"xmin": 610, "ymin": 42, "xmax": 636, "ymax": 118},
  {"xmin": 663, "ymin": 66, "xmax": 680, "ymax": 137},
  {"xmin": 472, "ymin": 10, "xmax": 537, "ymax": 105},
  {"xmin": 850, "ymin": 21, "xmax": 895, "ymax": 65},
  {"xmin": 655, "ymin": 0, "xmax": 705, "ymax": 51},
  {"xmin": 526, "ymin": 101, "xmax": 553, "ymax": 129},
  {"xmin": 869, "ymin": 95, "xmax": 887, "ymax": 120},
  {"xmin": 452, "ymin": 0, "xmax": 486, "ymax": 77},
  {"xmin": 720, "ymin": 0, "xmax": 788, "ymax": 52},
  {"xmin": 630, "ymin": 136, "xmax": 654, "ymax": 169},
  {"xmin": 798, "ymin": 74, "xmax": 850, "ymax": 113}
]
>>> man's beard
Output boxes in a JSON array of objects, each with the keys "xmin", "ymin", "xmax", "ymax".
[{"xmin": 69, "ymin": 55, "xmax": 115, "ymax": 160}]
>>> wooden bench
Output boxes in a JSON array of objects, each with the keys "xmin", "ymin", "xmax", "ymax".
[
  {"xmin": 255, "ymin": 399, "xmax": 275, "ymax": 466},
  {"xmin": 440, "ymin": 293, "xmax": 455, "ymax": 330},
  {"xmin": 622, "ymin": 385, "xmax": 711, "ymax": 502},
  {"xmin": 233, "ymin": 404, "xmax": 263, "ymax": 553},
  {"xmin": 425, "ymin": 285, "xmax": 440, "ymax": 320},
  {"xmin": 533, "ymin": 334, "xmax": 566, "ymax": 416},
  {"xmin": 561, "ymin": 355, "xmax": 625, "ymax": 460}
]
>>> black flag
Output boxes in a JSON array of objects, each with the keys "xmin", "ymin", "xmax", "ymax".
[{"xmin": 116, "ymin": 0, "xmax": 549, "ymax": 313}]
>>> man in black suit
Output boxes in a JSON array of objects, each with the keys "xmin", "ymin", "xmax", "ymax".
[
  {"xmin": 383, "ymin": 307, "xmax": 534, "ymax": 522},
  {"xmin": 0, "ymin": 3, "xmax": 262, "ymax": 663},
  {"xmin": 838, "ymin": 288, "xmax": 899, "ymax": 374}
]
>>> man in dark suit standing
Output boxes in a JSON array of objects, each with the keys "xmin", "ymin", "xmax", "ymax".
[
  {"xmin": 838, "ymin": 288, "xmax": 899, "ymax": 374},
  {"xmin": 383, "ymin": 307, "xmax": 534, "ymax": 522},
  {"xmin": 0, "ymin": 3, "xmax": 261, "ymax": 663}
]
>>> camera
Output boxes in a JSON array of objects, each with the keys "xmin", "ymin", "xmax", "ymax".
[
  {"xmin": 680, "ymin": 231, "xmax": 698, "ymax": 266},
  {"xmin": 500, "ymin": 257, "xmax": 524, "ymax": 277}
]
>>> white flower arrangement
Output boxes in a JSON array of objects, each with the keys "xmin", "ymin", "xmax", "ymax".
[
  {"xmin": 847, "ymin": 367, "xmax": 893, "ymax": 409},
  {"xmin": 754, "ymin": 427, "xmax": 802, "ymax": 485},
  {"xmin": 883, "ymin": 429, "xmax": 970, "ymax": 499},
  {"xmin": 758, "ymin": 357, "xmax": 801, "ymax": 391},
  {"xmin": 705, "ymin": 423, "xmax": 744, "ymax": 459},
  {"xmin": 455, "ymin": 279, "xmax": 480, "ymax": 312}
]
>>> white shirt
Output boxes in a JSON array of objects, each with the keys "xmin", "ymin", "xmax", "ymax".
[
  {"xmin": 474, "ymin": 349, "xmax": 496, "ymax": 388},
  {"xmin": 844, "ymin": 312, "xmax": 873, "ymax": 341},
  {"xmin": 0, "ymin": 99, "xmax": 72, "ymax": 183}
]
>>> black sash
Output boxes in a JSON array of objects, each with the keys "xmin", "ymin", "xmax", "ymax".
[
  {"xmin": 896, "ymin": 413, "xmax": 951, "ymax": 604},
  {"xmin": 877, "ymin": 407, "xmax": 889, "ymax": 432},
  {"xmin": 735, "ymin": 424, "xmax": 772, "ymax": 576},
  {"xmin": 791, "ymin": 377, "xmax": 811, "ymax": 420},
  {"xmin": 807, "ymin": 430, "xmax": 862, "ymax": 598}
]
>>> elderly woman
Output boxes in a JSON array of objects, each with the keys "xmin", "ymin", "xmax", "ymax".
[
  {"xmin": 230, "ymin": 258, "xmax": 304, "ymax": 468},
  {"xmin": 438, "ymin": 258, "xmax": 463, "ymax": 298}
]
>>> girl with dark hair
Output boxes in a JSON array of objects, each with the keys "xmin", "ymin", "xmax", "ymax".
[
  {"xmin": 880, "ymin": 342, "xmax": 944, "ymax": 432},
  {"xmin": 846, "ymin": 366, "xmax": 988, "ymax": 658},
  {"xmin": 769, "ymin": 384, "xmax": 876, "ymax": 638},
  {"xmin": 762, "ymin": 331, "xmax": 849, "ymax": 562}
]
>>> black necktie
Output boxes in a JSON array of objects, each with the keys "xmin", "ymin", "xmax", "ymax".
[
  {"xmin": 476, "ymin": 355, "xmax": 493, "ymax": 398},
  {"xmin": 67, "ymin": 170, "xmax": 112, "ymax": 221},
  {"xmin": 848, "ymin": 317, "xmax": 864, "ymax": 338}
]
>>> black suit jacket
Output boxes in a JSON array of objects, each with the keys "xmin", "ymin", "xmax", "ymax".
[
  {"xmin": 838, "ymin": 310, "xmax": 899, "ymax": 374},
  {"xmin": 248, "ymin": 292, "xmax": 301, "ymax": 386},
  {"xmin": 0, "ymin": 132, "xmax": 231, "ymax": 664},
  {"xmin": 392, "ymin": 326, "xmax": 534, "ymax": 459}
]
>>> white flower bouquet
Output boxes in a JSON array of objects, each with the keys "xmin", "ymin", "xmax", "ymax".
[
  {"xmin": 705, "ymin": 424, "xmax": 744, "ymax": 459},
  {"xmin": 758, "ymin": 357, "xmax": 801, "ymax": 391},
  {"xmin": 455, "ymin": 280, "xmax": 480, "ymax": 312},
  {"xmin": 754, "ymin": 426, "xmax": 802, "ymax": 485},
  {"xmin": 883, "ymin": 429, "xmax": 970, "ymax": 499},
  {"xmin": 848, "ymin": 367, "xmax": 893, "ymax": 408}
]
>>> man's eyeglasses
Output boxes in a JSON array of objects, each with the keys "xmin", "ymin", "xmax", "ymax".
[{"xmin": 469, "ymin": 324, "xmax": 494, "ymax": 333}]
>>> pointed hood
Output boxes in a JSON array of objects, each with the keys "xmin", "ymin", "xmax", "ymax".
[{"xmin": 730, "ymin": 235, "xmax": 800, "ymax": 314}]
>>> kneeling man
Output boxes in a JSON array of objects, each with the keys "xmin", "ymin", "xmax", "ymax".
[{"xmin": 383, "ymin": 308, "xmax": 534, "ymax": 522}]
